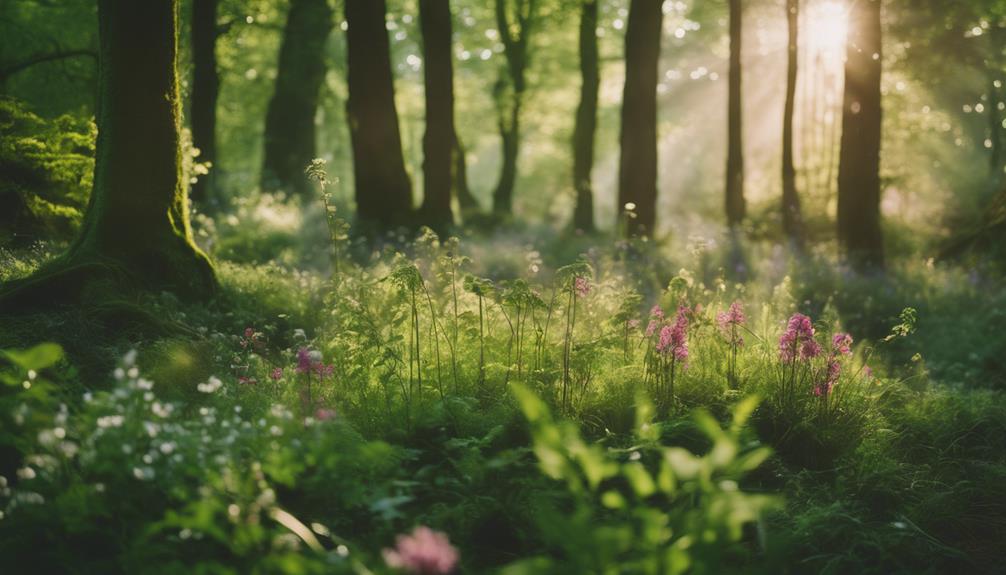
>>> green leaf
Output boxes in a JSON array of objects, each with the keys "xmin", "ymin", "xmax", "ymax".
[{"xmin": 2, "ymin": 343, "xmax": 63, "ymax": 371}]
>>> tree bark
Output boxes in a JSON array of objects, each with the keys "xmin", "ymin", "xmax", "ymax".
[
  {"xmin": 781, "ymin": 0, "xmax": 804, "ymax": 247},
  {"xmin": 837, "ymin": 0, "xmax": 884, "ymax": 269},
  {"xmin": 617, "ymin": 0, "xmax": 663, "ymax": 237},
  {"xmin": 725, "ymin": 0, "xmax": 745, "ymax": 227},
  {"xmin": 261, "ymin": 0, "xmax": 332, "ymax": 197},
  {"xmin": 418, "ymin": 0, "xmax": 455, "ymax": 234},
  {"xmin": 492, "ymin": 0, "xmax": 537, "ymax": 216},
  {"xmin": 345, "ymin": 0, "xmax": 413, "ymax": 229},
  {"xmin": 53, "ymin": 0, "xmax": 213, "ymax": 299},
  {"xmin": 572, "ymin": 0, "xmax": 599, "ymax": 232},
  {"xmin": 190, "ymin": 0, "xmax": 219, "ymax": 206},
  {"xmin": 990, "ymin": 74, "xmax": 1003, "ymax": 177},
  {"xmin": 453, "ymin": 132, "xmax": 479, "ymax": 212}
]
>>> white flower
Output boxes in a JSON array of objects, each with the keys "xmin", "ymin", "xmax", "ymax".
[
  {"xmin": 197, "ymin": 376, "xmax": 223, "ymax": 394},
  {"xmin": 293, "ymin": 328, "xmax": 307, "ymax": 340},
  {"xmin": 97, "ymin": 415, "xmax": 124, "ymax": 428}
]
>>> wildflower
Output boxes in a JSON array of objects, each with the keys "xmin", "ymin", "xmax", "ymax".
[
  {"xmin": 270, "ymin": 367, "xmax": 283, "ymax": 381},
  {"xmin": 779, "ymin": 313, "xmax": 819, "ymax": 362},
  {"xmin": 815, "ymin": 357, "xmax": 842, "ymax": 396},
  {"xmin": 383, "ymin": 526, "xmax": 459, "ymax": 575},
  {"xmin": 716, "ymin": 301, "xmax": 746, "ymax": 346},
  {"xmin": 656, "ymin": 307, "xmax": 689, "ymax": 362},
  {"xmin": 315, "ymin": 407, "xmax": 336, "ymax": 421},
  {"xmin": 296, "ymin": 348, "xmax": 313, "ymax": 374},
  {"xmin": 832, "ymin": 333, "xmax": 853, "ymax": 356},
  {"xmin": 650, "ymin": 305, "xmax": 665, "ymax": 320},
  {"xmin": 197, "ymin": 376, "xmax": 223, "ymax": 393},
  {"xmin": 573, "ymin": 276, "xmax": 591, "ymax": 297},
  {"xmin": 717, "ymin": 301, "xmax": 746, "ymax": 330},
  {"xmin": 238, "ymin": 376, "xmax": 257, "ymax": 385}
]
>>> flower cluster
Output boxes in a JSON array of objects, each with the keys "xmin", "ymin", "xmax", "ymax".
[
  {"xmin": 239, "ymin": 327, "xmax": 265, "ymax": 352},
  {"xmin": 382, "ymin": 526, "xmax": 459, "ymax": 574},
  {"xmin": 655, "ymin": 306, "xmax": 690, "ymax": 362},
  {"xmin": 779, "ymin": 313, "xmax": 821, "ymax": 363},
  {"xmin": 295, "ymin": 348, "xmax": 334, "ymax": 379},
  {"xmin": 816, "ymin": 333, "xmax": 854, "ymax": 397},
  {"xmin": 573, "ymin": 276, "xmax": 591, "ymax": 298},
  {"xmin": 716, "ymin": 301, "xmax": 746, "ymax": 346}
]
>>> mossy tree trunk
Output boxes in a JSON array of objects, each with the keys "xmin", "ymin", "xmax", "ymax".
[
  {"xmin": 837, "ymin": 0, "xmax": 884, "ymax": 269},
  {"xmin": 781, "ymin": 0, "xmax": 804, "ymax": 248},
  {"xmin": 572, "ymin": 0, "xmax": 599, "ymax": 233},
  {"xmin": 345, "ymin": 0, "xmax": 413, "ymax": 230},
  {"xmin": 725, "ymin": 0, "xmax": 745, "ymax": 227},
  {"xmin": 16, "ymin": 0, "xmax": 217, "ymax": 302},
  {"xmin": 261, "ymin": 0, "xmax": 332, "ymax": 197},
  {"xmin": 418, "ymin": 0, "xmax": 456, "ymax": 235},
  {"xmin": 617, "ymin": 0, "xmax": 663, "ymax": 237},
  {"xmin": 190, "ymin": 0, "xmax": 219, "ymax": 206},
  {"xmin": 492, "ymin": 0, "xmax": 538, "ymax": 216},
  {"xmin": 453, "ymin": 133, "xmax": 479, "ymax": 213}
]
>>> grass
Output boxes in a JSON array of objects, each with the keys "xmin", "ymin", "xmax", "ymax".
[{"xmin": 0, "ymin": 218, "xmax": 1004, "ymax": 574}]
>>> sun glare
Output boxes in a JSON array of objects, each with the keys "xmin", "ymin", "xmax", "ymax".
[{"xmin": 806, "ymin": 1, "xmax": 849, "ymax": 58}]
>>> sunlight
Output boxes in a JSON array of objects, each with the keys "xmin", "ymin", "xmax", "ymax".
[{"xmin": 806, "ymin": 0, "xmax": 848, "ymax": 59}]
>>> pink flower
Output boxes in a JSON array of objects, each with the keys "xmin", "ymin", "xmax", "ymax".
[
  {"xmin": 832, "ymin": 333, "xmax": 853, "ymax": 356},
  {"xmin": 649, "ymin": 305, "xmax": 664, "ymax": 320},
  {"xmin": 655, "ymin": 308, "xmax": 689, "ymax": 361},
  {"xmin": 574, "ymin": 276, "xmax": 591, "ymax": 298},
  {"xmin": 315, "ymin": 407, "xmax": 336, "ymax": 421},
  {"xmin": 383, "ymin": 526, "xmax": 459, "ymax": 574},
  {"xmin": 815, "ymin": 357, "xmax": 842, "ymax": 396},
  {"xmin": 270, "ymin": 367, "xmax": 283, "ymax": 381},
  {"xmin": 244, "ymin": 327, "xmax": 255, "ymax": 339},
  {"xmin": 645, "ymin": 319, "xmax": 660, "ymax": 337},
  {"xmin": 863, "ymin": 365, "xmax": 873, "ymax": 380},
  {"xmin": 779, "ymin": 313, "xmax": 819, "ymax": 363},
  {"xmin": 716, "ymin": 301, "xmax": 746, "ymax": 346}
]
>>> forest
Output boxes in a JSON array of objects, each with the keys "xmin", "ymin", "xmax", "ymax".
[{"xmin": 1, "ymin": 0, "xmax": 1005, "ymax": 572}]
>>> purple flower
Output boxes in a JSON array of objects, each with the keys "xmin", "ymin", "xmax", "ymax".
[
  {"xmin": 383, "ymin": 526, "xmax": 459, "ymax": 574},
  {"xmin": 296, "ymin": 348, "xmax": 313, "ymax": 374},
  {"xmin": 574, "ymin": 276, "xmax": 591, "ymax": 298},
  {"xmin": 650, "ymin": 305, "xmax": 665, "ymax": 320},
  {"xmin": 779, "ymin": 313, "xmax": 818, "ymax": 363},
  {"xmin": 815, "ymin": 357, "xmax": 842, "ymax": 396},
  {"xmin": 832, "ymin": 333, "xmax": 853, "ymax": 356},
  {"xmin": 645, "ymin": 319, "xmax": 660, "ymax": 337}
]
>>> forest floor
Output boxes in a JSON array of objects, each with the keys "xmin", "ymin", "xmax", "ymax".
[{"xmin": 1, "ymin": 225, "xmax": 1004, "ymax": 574}]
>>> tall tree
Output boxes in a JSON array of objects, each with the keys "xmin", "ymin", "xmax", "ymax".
[
  {"xmin": 617, "ymin": 0, "xmax": 663, "ymax": 236},
  {"xmin": 261, "ymin": 0, "xmax": 332, "ymax": 197},
  {"xmin": 725, "ymin": 0, "xmax": 745, "ymax": 227},
  {"xmin": 418, "ymin": 0, "xmax": 456, "ymax": 234},
  {"xmin": 492, "ymin": 0, "xmax": 538, "ymax": 216},
  {"xmin": 189, "ymin": 0, "xmax": 219, "ymax": 206},
  {"xmin": 572, "ymin": 0, "xmax": 599, "ymax": 232},
  {"xmin": 345, "ymin": 0, "xmax": 413, "ymax": 229},
  {"xmin": 1, "ymin": 0, "xmax": 215, "ymax": 307},
  {"xmin": 837, "ymin": 0, "xmax": 884, "ymax": 268},
  {"xmin": 781, "ymin": 0, "xmax": 804, "ymax": 247}
]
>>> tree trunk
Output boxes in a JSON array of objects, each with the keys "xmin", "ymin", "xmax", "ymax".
[
  {"xmin": 418, "ymin": 0, "xmax": 455, "ymax": 234},
  {"xmin": 345, "ymin": 0, "xmax": 413, "ymax": 229},
  {"xmin": 617, "ymin": 0, "xmax": 663, "ymax": 237},
  {"xmin": 492, "ymin": 0, "xmax": 537, "ymax": 216},
  {"xmin": 572, "ymin": 0, "xmax": 599, "ymax": 232},
  {"xmin": 453, "ymin": 132, "xmax": 479, "ymax": 212},
  {"xmin": 48, "ymin": 0, "xmax": 213, "ymax": 300},
  {"xmin": 190, "ymin": 0, "xmax": 219, "ymax": 206},
  {"xmin": 725, "ymin": 0, "xmax": 745, "ymax": 227},
  {"xmin": 781, "ymin": 0, "xmax": 804, "ymax": 247},
  {"xmin": 837, "ymin": 0, "xmax": 884, "ymax": 269},
  {"xmin": 261, "ymin": 0, "xmax": 332, "ymax": 197}
]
